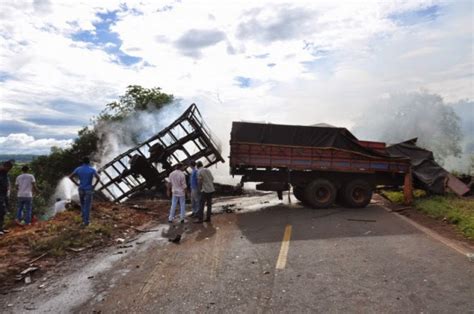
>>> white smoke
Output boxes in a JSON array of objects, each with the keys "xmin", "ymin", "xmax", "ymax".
[
  {"xmin": 93, "ymin": 102, "xmax": 188, "ymax": 167},
  {"xmin": 351, "ymin": 91, "xmax": 472, "ymax": 171},
  {"xmin": 90, "ymin": 90, "xmax": 473, "ymax": 187}
]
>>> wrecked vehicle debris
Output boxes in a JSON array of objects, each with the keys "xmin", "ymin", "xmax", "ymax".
[
  {"xmin": 94, "ymin": 104, "xmax": 224, "ymax": 202},
  {"xmin": 387, "ymin": 138, "xmax": 470, "ymax": 196},
  {"xmin": 168, "ymin": 234, "xmax": 182, "ymax": 244}
]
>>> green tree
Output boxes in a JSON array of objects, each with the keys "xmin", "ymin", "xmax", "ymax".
[{"xmin": 98, "ymin": 85, "xmax": 174, "ymax": 122}]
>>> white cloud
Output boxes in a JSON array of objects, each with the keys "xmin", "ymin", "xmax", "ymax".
[
  {"xmin": 0, "ymin": 0, "xmax": 472, "ymax": 161},
  {"xmin": 0, "ymin": 133, "xmax": 72, "ymax": 155}
]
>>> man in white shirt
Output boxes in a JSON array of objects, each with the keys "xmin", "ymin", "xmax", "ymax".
[
  {"xmin": 167, "ymin": 163, "xmax": 187, "ymax": 224},
  {"xmin": 15, "ymin": 165, "xmax": 38, "ymax": 226}
]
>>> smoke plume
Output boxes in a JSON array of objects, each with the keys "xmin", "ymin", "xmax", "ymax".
[{"xmin": 351, "ymin": 91, "xmax": 471, "ymax": 170}]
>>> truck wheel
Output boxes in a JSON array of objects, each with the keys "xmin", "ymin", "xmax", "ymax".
[
  {"xmin": 341, "ymin": 180, "xmax": 373, "ymax": 208},
  {"xmin": 304, "ymin": 179, "xmax": 336, "ymax": 208},
  {"xmin": 293, "ymin": 186, "xmax": 306, "ymax": 203}
]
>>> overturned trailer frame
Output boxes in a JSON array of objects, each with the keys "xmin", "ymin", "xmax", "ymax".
[{"xmin": 95, "ymin": 104, "xmax": 224, "ymax": 203}]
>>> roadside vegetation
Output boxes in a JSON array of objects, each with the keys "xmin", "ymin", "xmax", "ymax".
[
  {"xmin": 380, "ymin": 190, "xmax": 474, "ymax": 240},
  {"xmin": 0, "ymin": 200, "xmax": 167, "ymax": 288}
]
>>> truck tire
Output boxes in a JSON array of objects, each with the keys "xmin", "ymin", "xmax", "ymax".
[
  {"xmin": 304, "ymin": 179, "xmax": 336, "ymax": 208},
  {"xmin": 341, "ymin": 180, "xmax": 372, "ymax": 208},
  {"xmin": 293, "ymin": 186, "xmax": 306, "ymax": 203}
]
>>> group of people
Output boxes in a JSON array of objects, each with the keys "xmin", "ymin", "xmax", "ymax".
[
  {"xmin": 0, "ymin": 156, "xmax": 215, "ymax": 235},
  {"xmin": 0, "ymin": 157, "xmax": 98, "ymax": 235},
  {"xmin": 0, "ymin": 161, "xmax": 39, "ymax": 235},
  {"xmin": 167, "ymin": 160, "xmax": 215, "ymax": 224}
]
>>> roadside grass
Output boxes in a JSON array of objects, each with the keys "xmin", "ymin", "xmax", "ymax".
[
  {"xmin": 415, "ymin": 196, "xmax": 474, "ymax": 240},
  {"xmin": 380, "ymin": 189, "xmax": 426, "ymax": 203},
  {"xmin": 380, "ymin": 190, "xmax": 474, "ymax": 240},
  {"xmin": 29, "ymin": 212, "xmax": 113, "ymax": 256}
]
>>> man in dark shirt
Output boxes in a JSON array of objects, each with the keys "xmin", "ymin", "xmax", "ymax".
[
  {"xmin": 0, "ymin": 161, "xmax": 13, "ymax": 235},
  {"xmin": 69, "ymin": 157, "xmax": 100, "ymax": 226}
]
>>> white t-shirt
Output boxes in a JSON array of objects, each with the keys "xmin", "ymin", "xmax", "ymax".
[
  {"xmin": 168, "ymin": 169, "xmax": 187, "ymax": 197},
  {"xmin": 16, "ymin": 173, "xmax": 36, "ymax": 198}
]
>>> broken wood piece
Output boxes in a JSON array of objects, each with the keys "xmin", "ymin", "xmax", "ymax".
[
  {"xmin": 118, "ymin": 245, "xmax": 133, "ymax": 249},
  {"xmin": 131, "ymin": 205, "xmax": 149, "ymax": 211},
  {"xmin": 347, "ymin": 218, "xmax": 376, "ymax": 223},
  {"xmin": 392, "ymin": 206, "xmax": 411, "ymax": 212},
  {"xmin": 67, "ymin": 247, "xmax": 86, "ymax": 253},
  {"xmin": 26, "ymin": 253, "xmax": 48, "ymax": 265},
  {"xmin": 446, "ymin": 173, "xmax": 470, "ymax": 196},
  {"xmin": 20, "ymin": 267, "xmax": 39, "ymax": 276},
  {"xmin": 132, "ymin": 227, "xmax": 160, "ymax": 233}
]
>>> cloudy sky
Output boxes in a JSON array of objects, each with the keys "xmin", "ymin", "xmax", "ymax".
[{"xmin": 0, "ymin": 0, "xmax": 473, "ymax": 155}]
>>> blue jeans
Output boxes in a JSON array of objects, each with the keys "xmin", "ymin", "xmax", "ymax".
[
  {"xmin": 79, "ymin": 189, "xmax": 93, "ymax": 225},
  {"xmin": 16, "ymin": 197, "xmax": 33, "ymax": 224},
  {"xmin": 191, "ymin": 189, "xmax": 201, "ymax": 214},
  {"xmin": 168, "ymin": 195, "xmax": 186, "ymax": 221}
]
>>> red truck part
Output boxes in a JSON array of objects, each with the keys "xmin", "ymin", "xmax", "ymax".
[{"xmin": 230, "ymin": 121, "xmax": 411, "ymax": 208}]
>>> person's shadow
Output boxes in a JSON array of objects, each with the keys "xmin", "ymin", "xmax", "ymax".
[
  {"xmin": 194, "ymin": 222, "xmax": 216, "ymax": 242},
  {"xmin": 161, "ymin": 221, "xmax": 216, "ymax": 243}
]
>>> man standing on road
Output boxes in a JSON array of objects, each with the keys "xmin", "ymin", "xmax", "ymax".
[
  {"xmin": 0, "ymin": 161, "xmax": 13, "ymax": 235},
  {"xmin": 167, "ymin": 163, "xmax": 187, "ymax": 224},
  {"xmin": 15, "ymin": 165, "xmax": 39, "ymax": 226},
  {"xmin": 194, "ymin": 161, "xmax": 215, "ymax": 223},
  {"xmin": 189, "ymin": 161, "xmax": 201, "ymax": 218},
  {"xmin": 68, "ymin": 157, "xmax": 100, "ymax": 227}
]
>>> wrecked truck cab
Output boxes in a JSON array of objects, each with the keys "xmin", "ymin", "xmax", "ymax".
[{"xmin": 95, "ymin": 104, "xmax": 224, "ymax": 203}]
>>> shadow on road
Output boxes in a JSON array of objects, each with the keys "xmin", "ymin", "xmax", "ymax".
[{"xmin": 236, "ymin": 203, "xmax": 419, "ymax": 244}]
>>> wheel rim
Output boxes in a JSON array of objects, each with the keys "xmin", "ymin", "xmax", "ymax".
[
  {"xmin": 315, "ymin": 187, "xmax": 331, "ymax": 203},
  {"xmin": 351, "ymin": 187, "xmax": 366, "ymax": 203}
]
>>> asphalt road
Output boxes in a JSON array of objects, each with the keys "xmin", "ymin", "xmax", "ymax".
[
  {"xmin": 3, "ymin": 196, "xmax": 473, "ymax": 313},
  {"xmin": 78, "ymin": 198, "xmax": 473, "ymax": 313}
]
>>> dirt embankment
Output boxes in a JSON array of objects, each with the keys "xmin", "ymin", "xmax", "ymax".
[{"xmin": 0, "ymin": 199, "xmax": 171, "ymax": 292}]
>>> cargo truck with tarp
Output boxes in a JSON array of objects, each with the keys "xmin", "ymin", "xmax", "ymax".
[{"xmin": 229, "ymin": 122, "xmax": 413, "ymax": 208}]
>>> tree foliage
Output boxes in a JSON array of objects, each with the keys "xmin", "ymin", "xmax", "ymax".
[{"xmin": 97, "ymin": 85, "xmax": 174, "ymax": 122}]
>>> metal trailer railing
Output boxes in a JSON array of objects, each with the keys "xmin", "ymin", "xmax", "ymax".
[{"xmin": 95, "ymin": 104, "xmax": 224, "ymax": 203}]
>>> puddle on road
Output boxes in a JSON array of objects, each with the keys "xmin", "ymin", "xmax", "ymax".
[{"xmin": 213, "ymin": 193, "xmax": 300, "ymax": 214}]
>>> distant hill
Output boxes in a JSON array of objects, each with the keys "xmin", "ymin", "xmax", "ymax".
[{"xmin": 0, "ymin": 154, "xmax": 43, "ymax": 163}]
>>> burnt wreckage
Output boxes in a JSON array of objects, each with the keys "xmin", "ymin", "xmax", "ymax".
[{"xmin": 95, "ymin": 104, "xmax": 224, "ymax": 202}]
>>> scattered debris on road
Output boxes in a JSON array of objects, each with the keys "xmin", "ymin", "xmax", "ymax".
[
  {"xmin": 169, "ymin": 234, "xmax": 182, "ymax": 244},
  {"xmin": 347, "ymin": 218, "xmax": 377, "ymax": 223}
]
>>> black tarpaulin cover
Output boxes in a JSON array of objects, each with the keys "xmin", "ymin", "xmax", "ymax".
[
  {"xmin": 231, "ymin": 122, "xmax": 387, "ymax": 157},
  {"xmin": 387, "ymin": 138, "xmax": 447, "ymax": 194}
]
